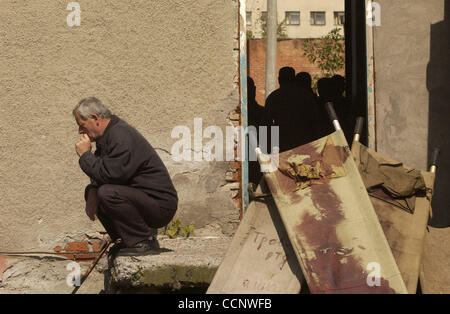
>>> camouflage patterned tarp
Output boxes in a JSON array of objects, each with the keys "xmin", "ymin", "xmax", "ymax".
[
  {"xmin": 259, "ymin": 130, "xmax": 408, "ymax": 294},
  {"xmin": 352, "ymin": 141, "xmax": 435, "ymax": 294}
]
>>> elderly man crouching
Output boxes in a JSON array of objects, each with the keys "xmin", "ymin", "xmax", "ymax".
[{"xmin": 73, "ymin": 97, "xmax": 178, "ymax": 256}]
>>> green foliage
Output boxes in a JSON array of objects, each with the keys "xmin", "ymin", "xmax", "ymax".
[
  {"xmin": 167, "ymin": 219, "xmax": 181, "ymax": 238},
  {"xmin": 166, "ymin": 219, "xmax": 195, "ymax": 239},
  {"xmin": 259, "ymin": 13, "xmax": 288, "ymax": 39},
  {"xmin": 181, "ymin": 225, "xmax": 195, "ymax": 238},
  {"xmin": 246, "ymin": 29, "xmax": 255, "ymax": 39},
  {"xmin": 303, "ymin": 28, "xmax": 345, "ymax": 77}
]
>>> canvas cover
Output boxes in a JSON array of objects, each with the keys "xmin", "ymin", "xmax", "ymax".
[
  {"xmin": 259, "ymin": 130, "xmax": 407, "ymax": 293},
  {"xmin": 207, "ymin": 179, "xmax": 303, "ymax": 294},
  {"xmin": 352, "ymin": 141, "xmax": 435, "ymax": 293}
]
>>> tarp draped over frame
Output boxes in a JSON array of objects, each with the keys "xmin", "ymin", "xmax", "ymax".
[
  {"xmin": 352, "ymin": 141, "xmax": 436, "ymax": 293},
  {"xmin": 356, "ymin": 144, "xmax": 427, "ymax": 214}
]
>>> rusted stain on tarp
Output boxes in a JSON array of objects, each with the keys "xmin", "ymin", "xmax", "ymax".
[
  {"xmin": 297, "ymin": 182, "xmax": 395, "ymax": 293},
  {"xmin": 267, "ymin": 135, "xmax": 396, "ymax": 293}
]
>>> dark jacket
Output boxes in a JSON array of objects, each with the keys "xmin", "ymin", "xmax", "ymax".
[{"xmin": 79, "ymin": 115, "xmax": 178, "ymax": 210}]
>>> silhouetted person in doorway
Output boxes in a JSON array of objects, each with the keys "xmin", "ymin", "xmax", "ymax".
[
  {"xmin": 247, "ymin": 77, "xmax": 264, "ymax": 186},
  {"xmin": 295, "ymin": 71, "xmax": 317, "ymax": 99},
  {"xmin": 248, "ymin": 77, "xmax": 264, "ymax": 131},
  {"xmin": 264, "ymin": 67, "xmax": 318, "ymax": 152}
]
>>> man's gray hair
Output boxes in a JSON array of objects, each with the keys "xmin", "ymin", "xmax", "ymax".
[{"xmin": 73, "ymin": 97, "xmax": 112, "ymax": 120}]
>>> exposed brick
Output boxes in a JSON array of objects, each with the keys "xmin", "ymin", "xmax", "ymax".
[
  {"xmin": 231, "ymin": 161, "xmax": 241, "ymax": 170},
  {"xmin": 248, "ymin": 39, "xmax": 344, "ymax": 105},
  {"xmin": 91, "ymin": 241, "xmax": 104, "ymax": 253},
  {"xmin": 232, "ymin": 171, "xmax": 240, "ymax": 182},
  {"xmin": 59, "ymin": 253, "xmax": 99, "ymax": 261},
  {"xmin": 53, "ymin": 246, "xmax": 63, "ymax": 253},
  {"xmin": 64, "ymin": 242, "xmax": 89, "ymax": 252},
  {"xmin": 0, "ymin": 256, "xmax": 12, "ymax": 281},
  {"xmin": 59, "ymin": 253, "xmax": 76, "ymax": 260},
  {"xmin": 75, "ymin": 253, "xmax": 100, "ymax": 260}
]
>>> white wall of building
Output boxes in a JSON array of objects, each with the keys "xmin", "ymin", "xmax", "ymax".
[{"xmin": 246, "ymin": 0, "xmax": 345, "ymax": 38}]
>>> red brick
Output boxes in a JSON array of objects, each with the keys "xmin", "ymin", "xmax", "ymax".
[
  {"xmin": 231, "ymin": 161, "xmax": 241, "ymax": 170},
  {"xmin": 59, "ymin": 253, "xmax": 98, "ymax": 261},
  {"xmin": 53, "ymin": 246, "xmax": 63, "ymax": 253},
  {"xmin": 232, "ymin": 171, "xmax": 240, "ymax": 182},
  {"xmin": 0, "ymin": 256, "xmax": 12, "ymax": 281},
  {"xmin": 91, "ymin": 241, "xmax": 104, "ymax": 253},
  {"xmin": 74, "ymin": 253, "xmax": 99, "ymax": 260},
  {"xmin": 59, "ymin": 253, "xmax": 76, "ymax": 260},
  {"xmin": 248, "ymin": 39, "xmax": 344, "ymax": 105},
  {"xmin": 64, "ymin": 242, "xmax": 89, "ymax": 252}
]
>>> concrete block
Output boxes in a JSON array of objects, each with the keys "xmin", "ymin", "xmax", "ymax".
[{"xmin": 109, "ymin": 236, "xmax": 231, "ymax": 293}]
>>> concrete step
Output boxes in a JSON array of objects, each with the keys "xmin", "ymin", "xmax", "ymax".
[{"xmin": 108, "ymin": 236, "xmax": 231, "ymax": 293}]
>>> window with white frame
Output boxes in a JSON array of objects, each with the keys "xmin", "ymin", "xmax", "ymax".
[
  {"xmin": 310, "ymin": 11, "xmax": 326, "ymax": 25},
  {"xmin": 334, "ymin": 11, "xmax": 345, "ymax": 25},
  {"xmin": 285, "ymin": 11, "xmax": 300, "ymax": 25}
]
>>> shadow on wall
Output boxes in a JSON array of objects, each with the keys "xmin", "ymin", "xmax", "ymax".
[{"xmin": 427, "ymin": 0, "xmax": 450, "ymax": 227}]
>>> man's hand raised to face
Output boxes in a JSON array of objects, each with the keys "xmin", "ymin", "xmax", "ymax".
[{"xmin": 75, "ymin": 134, "xmax": 92, "ymax": 157}]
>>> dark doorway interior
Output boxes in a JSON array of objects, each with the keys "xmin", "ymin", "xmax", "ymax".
[
  {"xmin": 427, "ymin": 0, "xmax": 450, "ymax": 227},
  {"xmin": 344, "ymin": 0, "xmax": 368, "ymax": 146}
]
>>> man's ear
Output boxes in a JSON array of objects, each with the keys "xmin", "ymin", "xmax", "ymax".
[{"xmin": 91, "ymin": 114, "xmax": 100, "ymax": 121}]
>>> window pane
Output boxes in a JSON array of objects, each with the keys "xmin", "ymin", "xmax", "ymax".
[
  {"xmin": 311, "ymin": 11, "xmax": 326, "ymax": 25},
  {"xmin": 316, "ymin": 12, "xmax": 326, "ymax": 25},
  {"xmin": 334, "ymin": 11, "xmax": 345, "ymax": 25},
  {"xmin": 286, "ymin": 11, "xmax": 300, "ymax": 25},
  {"xmin": 246, "ymin": 11, "xmax": 252, "ymax": 26}
]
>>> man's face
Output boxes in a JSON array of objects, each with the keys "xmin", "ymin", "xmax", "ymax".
[{"xmin": 74, "ymin": 111, "xmax": 100, "ymax": 142}]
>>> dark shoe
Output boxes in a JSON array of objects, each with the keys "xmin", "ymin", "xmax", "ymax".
[
  {"xmin": 108, "ymin": 240, "xmax": 125, "ymax": 257},
  {"xmin": 116, "ymin": 239, "xmax": 160, "ymax": 257}
]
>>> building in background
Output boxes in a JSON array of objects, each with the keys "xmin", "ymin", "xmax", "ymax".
[
  {"xmin": 246, "ymin": 0, "xmax": 346, "ymax": 104},
  {"xmin": 246, "ymin": 0, "xmax": 345, "ymax": 39}
]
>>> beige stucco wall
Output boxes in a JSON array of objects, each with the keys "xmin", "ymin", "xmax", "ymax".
[
  {"xmin": 373, "ymin": 0, "xmax": 450, "ymax": 292},
  {"xmin": 373, "ymin": 0, "xmax": 444, "ymax": 170},
  {"xmin": 0, "ymin": 0, "xmax": 240, "ymax": 251}
]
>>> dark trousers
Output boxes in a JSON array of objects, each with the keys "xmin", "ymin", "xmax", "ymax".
[{"xmin": 96, "ymin": 184, "xmax": 176, "ymax": 247}]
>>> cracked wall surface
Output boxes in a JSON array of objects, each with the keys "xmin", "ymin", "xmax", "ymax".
[{"xmin": 0, "ymin": 0, "xmax": 240, "ymax": 251}]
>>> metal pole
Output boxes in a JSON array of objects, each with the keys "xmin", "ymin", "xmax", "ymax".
[
  {"xmin": 239, "ymin": 0, "xmax": 249, "ymax": 213},
  {"xmin": 265, "ymin": 0, "xmax": 277, "ymax": 100}
]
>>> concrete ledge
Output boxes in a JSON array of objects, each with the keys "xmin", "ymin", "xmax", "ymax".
[{"xmin": 108, "ymin": 236, "xmax": 231, "ymax": 293}]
